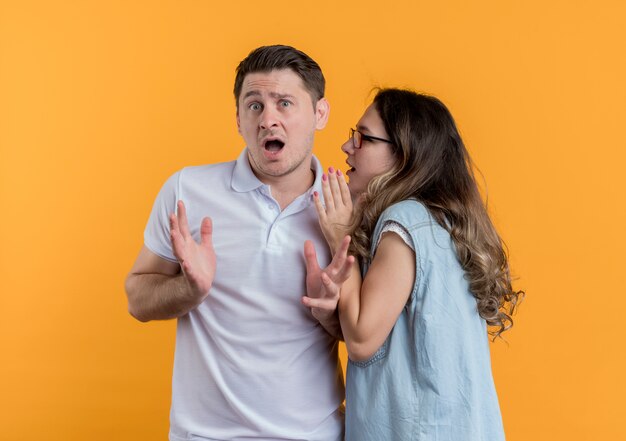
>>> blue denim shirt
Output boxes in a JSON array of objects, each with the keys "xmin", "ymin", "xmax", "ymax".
[{"xmin": 345, "ymin": 200, "xmax": 505, "ymax": 440}]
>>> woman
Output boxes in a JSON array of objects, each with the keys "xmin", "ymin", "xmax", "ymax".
[{"xmin": 303, "ymin": 89, "xmax": 523, "ymax": 440}]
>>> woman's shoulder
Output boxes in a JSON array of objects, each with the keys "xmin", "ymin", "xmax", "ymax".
[{"xmin": 378, "ymin": 199, "xmax": 434, "ymax": 230}]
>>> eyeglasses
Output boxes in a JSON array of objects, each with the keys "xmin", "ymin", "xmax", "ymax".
[{"xmin": 349, "ymin": 128, "xmax": 393, "ymax": 149}]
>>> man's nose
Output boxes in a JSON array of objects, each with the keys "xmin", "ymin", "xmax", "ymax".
[{"xmin": 259, "ymin": 107, "xmax": 279, "ymax": 130}]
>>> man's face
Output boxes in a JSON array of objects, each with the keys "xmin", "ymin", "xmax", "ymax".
[{"xmin": 237, "ymin": 69, "xmax": 329, "ymax": 183}]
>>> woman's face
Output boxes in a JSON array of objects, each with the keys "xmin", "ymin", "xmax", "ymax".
[{"xmin": 343, "ymin": 104, "xmax": 397, "ymax": 197}]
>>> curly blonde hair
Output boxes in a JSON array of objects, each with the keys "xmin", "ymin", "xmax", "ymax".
[{"xmin": 349, "ymin": 89, "xmax": 523, "ymax": 338}]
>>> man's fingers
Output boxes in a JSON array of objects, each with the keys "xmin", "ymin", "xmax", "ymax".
[
  {"xmin": 181, "ymin": 259, "xmax": 193, "ymax": 277},
  {"xmin": 334, "ymin": 255, "xmax": 355, "ymax": 283},
  {"xmin": 177, "ymin": 200, "xmax": 192, "ymax": 238},
  {"xmin": 200, "ymin": 217, "xmax": 213, "ymax": 248},
  {"xmin": 304, "ymin": 240, "xmax": 321, "ymax": 274},
  {"xmin": 321, "ymin": 271, "xmax": 338, "ymax": 291},
  {"xmin": 169, "ymin": 212, "xmax": 179, "ymax": 234},
  {"xmin": 327, "ymin": 234, "xmax": 352, "ymax": 272},
  {"xmin": 301, "ymin": 295, "xmax": 339, "ymax": 310},
  {"xmin": 170, "ymin": 225, "xmax": 186, "ymax": 262},
  {"xmin": 332, "ymin": 235, "xmax": 351, "ymax": 263},
  {"xmin": 170, "ymin": 213, "xmax": 181, "ymax": 251},
  {"xmin": 339, "ymin": 234, "xmax": 351, "ymax": 251}
]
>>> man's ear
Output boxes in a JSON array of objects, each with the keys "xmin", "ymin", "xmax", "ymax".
[
  {"xmin": 315, "ymin": 98, "xmax": 330, "ymax": 130},
  {"xmin": 236, "ymin": 112, "xmax": 241, "ymax": 134}
]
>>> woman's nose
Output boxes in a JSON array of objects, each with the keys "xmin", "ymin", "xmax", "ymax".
[{"xmin": 341, "ymin": 138, "xmax": 354, "ymax": 154}]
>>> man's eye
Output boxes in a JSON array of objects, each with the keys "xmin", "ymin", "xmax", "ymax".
[
  {"xmin": 280, "ymin": 100, "xmax": 291, "ymax": 108},
  {"xmin": 249, "ymin": 103, "xmax": 262, "ymax": 111}
]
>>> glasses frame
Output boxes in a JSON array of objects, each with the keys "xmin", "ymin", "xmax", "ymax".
[{"xmin": 349, "ymin": 128, "xmax": 393, "ymax": 149}]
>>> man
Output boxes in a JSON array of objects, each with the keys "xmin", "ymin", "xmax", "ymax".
[{"xmin": 125, "ymin": 45, "xmax": 348, "ymax": 441}]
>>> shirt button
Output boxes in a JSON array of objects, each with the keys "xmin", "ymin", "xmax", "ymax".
[{"xmin": 268, "ymin": 204, "xmax": 274, "ymax": 210}]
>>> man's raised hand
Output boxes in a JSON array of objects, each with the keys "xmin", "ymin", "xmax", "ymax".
[
  {"xmin": 170, "ymin": 200, "xmax": 216, "ymax": 303},
  {"xmin": 302, "ymin": 235, "xmax": 354, "ymax": 320}
]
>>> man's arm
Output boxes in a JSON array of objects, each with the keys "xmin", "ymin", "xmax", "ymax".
[
  {"xmin": 125, "ymin": 246, "xmax": 197, "ymax": 321},
  {"xmin": 125, "ymin": 201, "xmax": 216, "ymax": 322}
]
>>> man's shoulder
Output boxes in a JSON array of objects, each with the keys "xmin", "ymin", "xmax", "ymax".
[
  {"xmin": 176, "ymin": 159, "xmax": 237, "ymax": 184},
  {"xmin": 154, "ymin": 159, "xmax": 238, "ymax": 199}
]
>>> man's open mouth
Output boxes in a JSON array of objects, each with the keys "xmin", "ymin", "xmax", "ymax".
[{"xmin": 264, "ymin": 139, "xmax": 285, "ymax": 152}]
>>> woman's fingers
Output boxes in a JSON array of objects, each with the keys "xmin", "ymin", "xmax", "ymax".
[
  {"xmin": 327, "ymin": 167, "xmax": 353, "ymax": 214},
  {"xmin": 327, "ymin": 167, "xmax": 343, "ymax": 210},
  {"xmin": 337, "ymin": 169, "xmax": 352, "ymax": 209},
  {"xmin": 313, "ymin": 191, "xmax": 328, "ymax": 223},
  {"xmin": 321, "ymin": 172, "xmax": 334, "ymax": 212}
]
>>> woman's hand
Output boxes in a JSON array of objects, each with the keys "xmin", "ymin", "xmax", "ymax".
[{"xmin": 314, "ymin": 167, "xmax": 354, "ymax": 253}]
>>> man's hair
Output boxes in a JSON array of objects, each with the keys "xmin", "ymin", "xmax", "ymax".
[{"xmin": 233, "ymin": 45, "xmax": 325, "ymax": 108}]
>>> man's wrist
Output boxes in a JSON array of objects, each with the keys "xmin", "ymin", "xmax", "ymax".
[{"xmin": 311, "ymin": 306, "xmax": 335, "ymax": 322}]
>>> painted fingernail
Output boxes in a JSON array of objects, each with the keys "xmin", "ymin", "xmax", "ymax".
[
  {"xmin": 322, "ymin": 173, "xmax": 327, "ymax": 181},
  {"xmin": 329, "ymin": 166, "xmax": 335, "ymax": 174},
  {"xmin": 314, "ymin": 191, "xmax": 319, "ymax": 197},
  {"xmin": 337, "ymin": 169, "xmax": 342, "ymax": 176}
]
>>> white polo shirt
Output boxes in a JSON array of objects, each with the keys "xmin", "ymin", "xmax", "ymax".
[{"xmin": 144, "ymin": 149, "xmax": 345, "ymax": 441}]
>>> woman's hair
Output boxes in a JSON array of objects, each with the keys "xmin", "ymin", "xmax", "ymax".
[{"xmin": 350, "ymin": 88, "xmax": 523, "ymax": 338}]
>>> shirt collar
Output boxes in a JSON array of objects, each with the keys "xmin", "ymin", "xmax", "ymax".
[
  {"xmin": 231, "ymin": 148, "xmax": 264, "ymax": 192},
  {"xmin": 230, "ymin": 148, "xmax": 325, "ymax": 201},
  {"xmin": 309, "ymin": 154, "xmax": 324, "ymax": 197},
  {"xmin": 290, "ymin": 154, "xmax": 324, "ymax": 213}
]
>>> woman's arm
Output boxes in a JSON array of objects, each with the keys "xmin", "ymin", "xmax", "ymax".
[
  {"xmin": 307, "ymin": 169, "xmax": 416, "ymax": 361},
  {"xmin": 338, "ymin": 232, "xmax": 415, "ymax": 361}
]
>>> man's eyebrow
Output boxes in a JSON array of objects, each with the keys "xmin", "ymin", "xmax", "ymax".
[
  {"xmin": 242, "ymin": 91, "xmax": 296, "ymax": 100},
  {"xmin": 269, "ymin": 92, "xmax": 296, "ymax": 100},
  {"xmin": 242, "ymin": 91, "xmax": 262, "ymax": 100}
]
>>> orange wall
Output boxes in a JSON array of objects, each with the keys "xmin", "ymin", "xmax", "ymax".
[{"xmin": 1, "ymin": 1, "xmax": 625, "ymax": 440}]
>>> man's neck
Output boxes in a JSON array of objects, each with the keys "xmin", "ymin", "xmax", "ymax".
[{"xmin": 265, "ymin": 168, "xmax": 315, "ymax": 210}]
